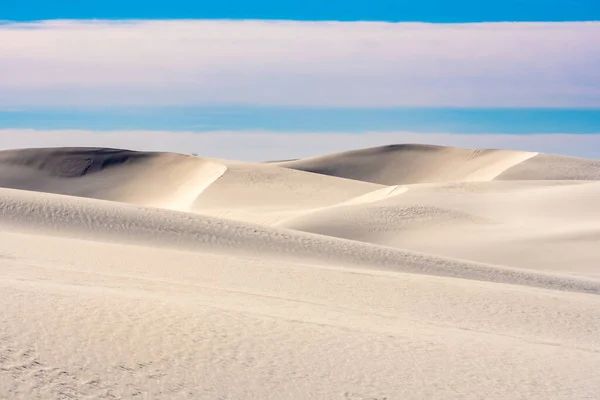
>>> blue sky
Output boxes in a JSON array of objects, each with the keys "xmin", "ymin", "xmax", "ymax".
[
  {"xmin": 2, "ymin": 0, "xmax": 599, "ymax": 22},
  {"xmin": 0, "ymin": 3, "xmax": 599, "ymax": 158},
  {"xmin": 3, "ymin": 108, "xmax": 600, "ymax": 135}
]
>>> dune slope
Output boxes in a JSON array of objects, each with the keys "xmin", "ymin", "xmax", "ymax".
[
  {"xmin": 279, "ymin": 180, "xmax": 600, "ymax": 275},
  {"xmin": 190, "ymin": 160, "xmax": 382, "ymax": 224},
  {"xmin": 2, "ymin": 186, "xmax": 599, "ymax": 293},
  {"xmin": 497, "ymin": 153, "xmax": 600, "ymax": 181}
]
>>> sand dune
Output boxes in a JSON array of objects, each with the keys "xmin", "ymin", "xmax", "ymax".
[
  {"xmin": 3, "ymin": 186, "xmax": 599, "ymax": 294},
  {"xmin": 279, "ymin": 180, "xmax": 600, "ymax": 275},
  {"xmin": 0, "ymin": 147, "xmax": 227, "ymax": 211},
  {"xmin": 497, "ymin": 153, "xmax": 600, "ymax": 181},
  {"xmin": 274, "ymin": 144, "xmax": 538, "ymax": 184},
  {"xmin": 191, "ymin": 160, "xmax": 381, "ymax": 224},
  {"xmin": 2, "ymin": 144, "xmax": 600, "ymax": 399}
]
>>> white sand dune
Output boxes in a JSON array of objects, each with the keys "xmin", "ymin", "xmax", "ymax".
[
  {"xmin": 0, "ymin": 147, "xmax": 227, "ymax": 211},
  {"xmin": 190, "ymin": 160, "xmax": 381, "ymax": 224},
  {"xmin": 497, "ymin": 153, "xmax": 600, "ymax": 181},
  {"xmin": 2, "ymin": 144, "xmax": 600, "ymax": 399},
  {"xmin": 274, "ymin": 144, "xmax": 538, "ymax": 184},
  {"xmin": 279, "ymin": 180, "xmax": 600, "ymax": 275}
]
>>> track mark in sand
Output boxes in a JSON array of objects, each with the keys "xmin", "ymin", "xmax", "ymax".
[
  {"xmin": 0, "ymin": 335, "xmax": 192, "ymax": 399},
  {"xmin": 0, "ymin": 252, "xmax": 16, "ymax": 261},
  {"xmin": 343, "ymin": 391, "xmax": 388, "ymax": 400},
  {"xmin": 115, "ymin": 360, "xmax": 168, "ymax": 381},
  {"xmin": 0, "ymin": 340, "xmax": 109, "ymax": 399}
]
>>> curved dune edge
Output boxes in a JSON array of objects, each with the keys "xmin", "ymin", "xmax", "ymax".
[
  {"xmin": 189, "ymin": 158, "xmax": 381, "ymax": 224},
  {"xmin": 278, "ymin": 179, "xmax": 600, "ymax": 274},
  {"xmin": 0, "ymin": 147, "xmax": 228, "ymax": 212},
  {"xmin": 274, "ymin": 144, "xmax": 538, "ymax": 185},
  {"xmin": 274, "ymin": 184, "xmax": 409, "ymax": 226},
  {"xmin": 1, "ymin": 187, "xmax": 599, "ymax": 295},
  {"xmin": 497, "ymin": 152, "xmax": 600, "ymax": 181}
]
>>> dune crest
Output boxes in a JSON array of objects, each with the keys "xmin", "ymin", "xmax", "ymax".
[
  {"xmin": 273, "ymin": 144, "xmax": 538, "ymax": 185},
  {"xmin": 0, "ymin": 147, "xmax": 227, "ymax": 211}
]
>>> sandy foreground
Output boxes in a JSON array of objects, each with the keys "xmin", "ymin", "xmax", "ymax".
[{"xmin": 1, "ymin": 144, "xmax": 600, "ymax": 399}]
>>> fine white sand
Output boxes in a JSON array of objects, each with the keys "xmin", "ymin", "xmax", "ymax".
[{"xmin": 1, "ymin": 144, "xmax": 600, "ymax": 399}]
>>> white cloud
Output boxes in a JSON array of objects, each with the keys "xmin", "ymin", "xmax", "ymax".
[
  {"xmin": 1, "ymin": 129, "xmax": 599, "ymax": 160},
  {"xmin": 0, "ymin": 20, "xmax": 599, "ymax": 107}
]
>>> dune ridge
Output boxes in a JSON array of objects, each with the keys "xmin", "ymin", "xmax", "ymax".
[
  {"xmin": 0, "ymin": 147, "xmax": 228, "ymax": 211},
  {"xmin": 2, "ymin": 187, "xmax": 599, "ymax": 295},
  {"xmin": 273, "ymin": 144, "xmax": 538, "ymax": 184},
  {"xmin": 2, "ymin": 144, "xmax": 600, "ymax": 399}
]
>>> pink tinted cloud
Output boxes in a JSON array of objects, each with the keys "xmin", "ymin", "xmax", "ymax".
[{"xmin": 0, "ymin": 20, "xmax": 599, "ymax": 107}]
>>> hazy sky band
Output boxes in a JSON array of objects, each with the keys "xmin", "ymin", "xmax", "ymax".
[{"xmin": 3, "ymin": 129, "xmax": 600, "ymax": 160}]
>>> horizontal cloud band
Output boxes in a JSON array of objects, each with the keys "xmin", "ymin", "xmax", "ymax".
[{"xmin": 0, "ymin": 20, "xmax": 599, "ymax": 107}]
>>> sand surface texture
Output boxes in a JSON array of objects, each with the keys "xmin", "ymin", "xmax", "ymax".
[{"xmin": 1, "ymin": 144, "xmax": 600, "ymax": 399}]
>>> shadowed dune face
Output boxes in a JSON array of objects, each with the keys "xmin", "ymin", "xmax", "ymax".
[
  {"xmin": 0, "ymin": 147, "xmax": 228, "ymax": 211},
  {"xmin": 0, "ymin": 147, "xmax": 154, "ymax": 178}
]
